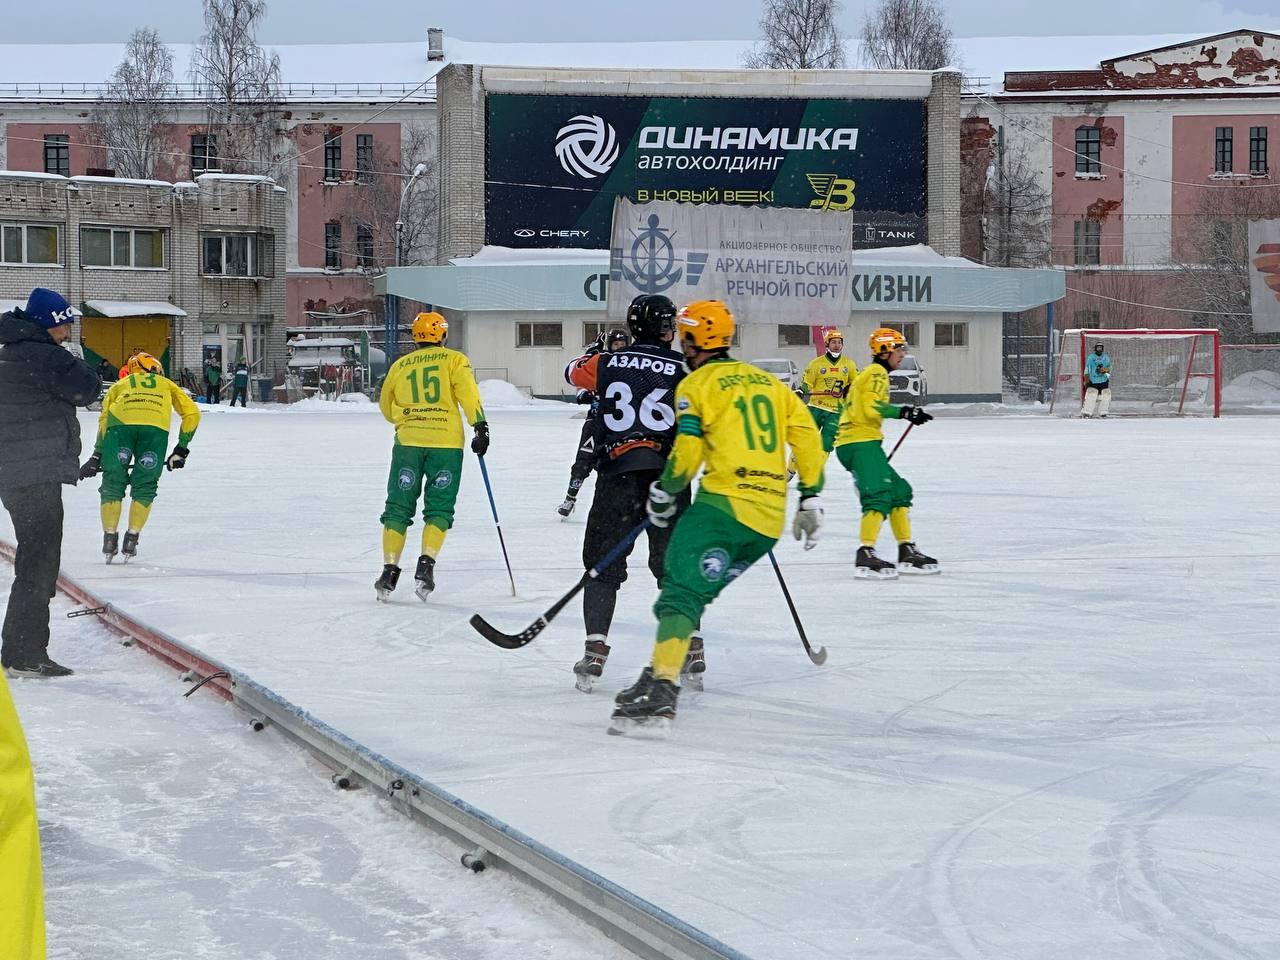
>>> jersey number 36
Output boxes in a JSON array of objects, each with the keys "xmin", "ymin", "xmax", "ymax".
[{"xmin": 602, "ymin": 383, "xmax": 675, "ymax": 431}]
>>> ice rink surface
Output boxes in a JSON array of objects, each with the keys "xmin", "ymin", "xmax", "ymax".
[{"xmin": 6, "ymin": 397, "xmax": 1280, "ymax": 959}]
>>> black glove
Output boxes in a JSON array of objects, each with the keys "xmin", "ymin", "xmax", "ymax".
[
  {"xmin": 471, "ymin": 421, "xmax": 490, "ymax": 456},
  {"xmin": 899, "ymin": 406, "xmax": 933, "ymax": 426},
  {"xmin": 79, "ymin": 452, "xmax": 101, "ymax": 480},
  {"xmin": 575, "ymin": 390, "xmax": 595, "ymax": 405},
  {"xmin": 165, "ymin": 445, "xmax": 189, "ymax": 471}
]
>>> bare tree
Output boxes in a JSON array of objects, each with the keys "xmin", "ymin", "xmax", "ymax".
[
  {"xmin": 1171, "ymin": 186, "xmax": 1280, "ymax": 343},
  {"xmin": 342, "ymin": 122, "xmax": 438, "ymax": 271},
  {"xmin": 90, "ymin": 29, "xmax": 175, "ymax": 180},
  {"xmin": 860, "ymin": 0, "xmax": 956, "ymax": 70},
  {"xmin": 189, "ymin": 0, "xmax": 285, "ymax": 177},
  {"xmin": 744, "ymin": 0, "xmax": 847, "ymax": 69},
  {"xmin": 960, "ymin": 115, "xmax": 1050, "ymax": 268}
]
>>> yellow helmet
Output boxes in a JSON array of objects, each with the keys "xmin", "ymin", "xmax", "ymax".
[
  {"xmin": 128, "ymin": 352, "xmax": 163, "ymax": 376},
  {"xmin": 676, "ymin": 300, "xmax": 735, "ymax": 351},
  {"xmin": 823, "ymin": 327, "xmax": 845, "ymax": 346},
  {"xmin": 869, "ymin": 327, "xmax": 907, "ymax": 357},
  {"xmin": 412, "ymin": 311, "xmax": 448, "ymax": 344}
]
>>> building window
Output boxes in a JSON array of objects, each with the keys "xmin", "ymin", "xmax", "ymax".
[
  {"xmin": 324, "ymin": 132, "xmax": 342, "ymax": 181},
  {"xmin": 934, "ymin": 322, "xmax": 969, "ymax": 347},
  {"xmin": 778, "ymin": 324, "xmax": 811, "ymax": 347},
  {"xmin": 191, "ymin": 134, "xmax": 219, "ymax": 175},
  {"xmin": 324, "ymin": 221, "xmax": 342, "ymax": 268},
  {"xmin": 356, "ymin": 225, "xmax": 374, "ymax": 267},
  {"xmin": 582, "ymin": 322, "xmax": 608, "ymax": 346},
  {"xmin": 516, "ymin": 322, "xmax": 563, "ymax": 347},
  {"xmin": 81, "ymin": 227, "xmax": 164, "ymax": 268},
  {"xmin": 43, "ymin": 134, "xmax": 70, "ymax": 177},
  {"xmin": 1215, "ymin": 127, "xmax": 1233, "ymax": 173},
  {"xmin": 1073, "ymin": 310, "xmax": 1100, "ymax": 328},
  {"xmin": 1074, "ymin": 126, "xmax": 1101, "ymax": 174},
  {"xmin": 897, "ymin": 321, "xmax": 919, "ymax": 347},
  {"xmin": 1, "ymin": 224, "xmax": 59, "ymax": 265},
  {"xmin": 201, "ymin": 233, "xmax": 271, "ymax": 277},
  {"xmin": 1073, "ymin": 220, "xmax": 1101, "ymax": 266},
  {"xmin": 1250, "ymin": 126, "xmax": 1268, "ymax": 175},
  {"xmin": 356, "ymin": 134, "xmax": 373, "ymax": 182}
]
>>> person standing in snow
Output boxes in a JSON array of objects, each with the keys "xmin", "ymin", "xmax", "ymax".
[
  {"xmin": 1081, "ymin": 342, "xmax": 1112, "ymax": 418},
  {"xmin": 0, "ymin": 288, "xmax": 100, "ymax": 678}
]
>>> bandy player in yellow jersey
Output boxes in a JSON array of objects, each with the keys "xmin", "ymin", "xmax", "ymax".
[
  {"xmin": 374, "ymin": 312, "xmax": 488, "ymax": 602},
  {"xmin": 610, "ymin": 300, "xmax": 826, "ymax": 737},
  {"xmin": 79, "ymin": 352, "xmax": 200, "ymax": 563},
  {"xmin": 798, "ymin": 327, "xmax": 855, "ymax": 453}
]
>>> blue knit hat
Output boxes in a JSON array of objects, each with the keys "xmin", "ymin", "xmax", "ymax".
[{"xmin": 25, "ymin": 288, "xmax": 78, "ymax": 329}]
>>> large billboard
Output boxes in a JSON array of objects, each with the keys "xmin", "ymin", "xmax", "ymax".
[
  {"xmin": 1248, "ymin": 220, "xmax": 1280, "ymax": 333},
  {"xmin": 485, "ymin": 93, "xmax": 926, "ymax": 249}
]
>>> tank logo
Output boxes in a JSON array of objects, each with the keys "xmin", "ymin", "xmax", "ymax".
[
  {"xmin": 699, "ymin": 548, "xmax": 730, "ymax": 582},
  {"xmin": 433, "ymin": 470, "xmax": 453, "ymax": 489},
  {"xmin": 117, "ymin": 448, "xmax": 133, "ymax": 464},
  {"xmin": 139, "ymin": 451, "xmax": 159, "ymax": 470},
  {"xmin": 398, "ymin": 468, "xmax": 415, "ymax": 490}
]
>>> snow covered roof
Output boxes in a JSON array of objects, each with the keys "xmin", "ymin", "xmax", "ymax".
[
  {"xmin": 71, "ymin": 175, "xmax": 171, "ymax": 189},
  {"xmin": 83, "ymin": 300, "xmax": 187, "ymax": 318},
  {"xmin": 852, "ymin": 244, "xmax": 986, "ymax": 269},
  {"xmin": 289, "ymin": 338, "xmax": 357, "ymax": 348},
  {"xmin": 0, "ymin": 32, "xmax": 1244, "ymax": 101},
  {"xmin": 449, "ymin": 246, "xmax": 611, "ymax": 267}
]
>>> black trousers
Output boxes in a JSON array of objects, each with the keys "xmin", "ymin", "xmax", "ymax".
[
  {"xmin": 581, "ymin": 470, "xmax": 688, "ymax": 637},
  {"xmin": 1, "ymin": 482, "xmax": 64, "ymax": 667},
  {"xmin": 566, "ymin": 416, "xmax": 596, "ymax": 494},
  {"xmin": 230, "ymin": 386, "xmax": 248, "ymax": 407},
  {"xmin": 205, "ymin": 383, "xmax": 220, "ymax": 403}
]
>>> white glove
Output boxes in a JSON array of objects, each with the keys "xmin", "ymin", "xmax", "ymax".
[
  {"xmin": 792, "ymin": 495, "xmax": 823, "ymax": 550},
  {"xmin": 646, "ymin": 482, "xmax": 678, "ymax": 528}
]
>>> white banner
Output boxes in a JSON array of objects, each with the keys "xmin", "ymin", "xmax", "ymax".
[
  {"xmin": 1248, "ymin": 219, "xmax": 1280, "ymax": 333},
  {"xmin": 607, "ymin": 199, "xmax": 853, "ymax": 324}
]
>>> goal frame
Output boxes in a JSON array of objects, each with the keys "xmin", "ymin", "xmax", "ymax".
[{"xmin": 1049, "ymin": 328, "xmax": 1221, "ymax": 418}]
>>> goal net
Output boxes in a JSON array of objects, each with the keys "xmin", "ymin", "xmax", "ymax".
[{"xmin": 1050, "ymin": 328, "xmax": 1220, "ymax": 417}]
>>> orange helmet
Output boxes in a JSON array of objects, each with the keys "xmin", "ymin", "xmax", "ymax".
[
  {"xmin": 676, "ymin": 300, "xmax": 735, "ymax": 351},
  {"xmin": 412, "ymin": 311, "xmax": 448, "ymax": 344},
  {"xmin": 869, "ymin": 327, "xmax": 907, "ymax": 357},
  {"xmin": 128, "ymin": 352, "xmax": 163, "ymax": 375}
]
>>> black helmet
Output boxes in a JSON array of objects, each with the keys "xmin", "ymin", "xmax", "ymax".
[
  {"xmin": 626, "ymin": 295, "xmax": 676, "ymax": 343},
  {"xmin": 606, "ymin": 328, "xmax": 629, "ymax": 349}
]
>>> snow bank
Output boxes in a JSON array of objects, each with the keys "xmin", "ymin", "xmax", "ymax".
[
  {"xmin": 1222, "ymin": 369, "xmax": 1280, "ymax": 405},
  {"xmin": 480, "ymin": 379, "xmax": 564, "ymax": 409},
  {"xmin": 282, "ymin": 393, "xmax": 380, "ymax": 413},
  {"xmin": 926, "ymin": 400, "xmax": 1047, "ymax": 417}
]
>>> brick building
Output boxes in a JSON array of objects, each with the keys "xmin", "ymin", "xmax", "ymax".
[{"xmin": 0, "ymin": 171, "xmax": 286, "ymax": 383}]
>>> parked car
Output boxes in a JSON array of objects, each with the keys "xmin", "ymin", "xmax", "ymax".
[
  {"xmin": 889, "ymin": 354, "xmax": 928, "ymax": 404},
  {"xmin": 751, "ymin": 357, "xmax": 802, "ymax": 390}
]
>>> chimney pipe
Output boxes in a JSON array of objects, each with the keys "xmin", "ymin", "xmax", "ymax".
[{"xmin": 427, "ymin": 28, "xmax": 444, "ymax": 62}]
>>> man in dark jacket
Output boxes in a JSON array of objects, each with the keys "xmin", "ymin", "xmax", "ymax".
[{"xmin": 0, "ymin": 288, "xmax": 99, "ymax": 678}]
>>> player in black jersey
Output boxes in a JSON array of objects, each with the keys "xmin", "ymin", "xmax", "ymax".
[
  {"xmin": 564, "ymin": 296, "xmax": 700, "ymax": 691},
  {"xmin": 557, "ymin": 328, "xmax": 629, "ymax": 518}
]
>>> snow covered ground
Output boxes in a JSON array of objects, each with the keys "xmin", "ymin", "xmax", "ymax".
[{"xmin": 5, "ymin": 400, "xmax": 1280, "ymax": 959}]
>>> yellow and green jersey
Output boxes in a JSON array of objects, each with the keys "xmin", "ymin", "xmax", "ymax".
[
  {"xmin": 834, "ymin": 361, "xmax": 901, "ymax": 446},
  {"xmin": 379, "ymin": 344, "xmax": 485, "ymax": 448},
  {"xmin": 801, "ymin": 353, "xmax": 856, "ymax": 413},
  {"xmin": 98, "ymin": 372, "xmax": 200, "ymax": 448},
  {"xmin": 659, "ymin": 357, "xmax": 825, "ymax": 539}
]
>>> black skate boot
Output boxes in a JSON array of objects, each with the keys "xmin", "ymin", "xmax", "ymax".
[
  {"xmin": 121, "ymin": 531, "xmax": 139, "ymax": 562},
  {"xmin": 681, "ymin": 633, "xmax": 706, "ymax": 691},
  {"xmin": 897, "ymin": 542, "xmax": 940, "ymax": 575},
  {"xmin": 854, "ymin": 545, "xmax": 897, "ymax": 580},
  {"xmin": 608, "ymin": 669, "xmax": 679, "ymax": 738},
  {"xmin": 557, "ymin": 495, "xmax": 577, "ymax": 518},
  {"xmin": 103, "ymin": 532, "xmax": 119, "ymax": 564},
  {"xmin": 414, "ymin": 555, "xmax": 436, "ymax": 602},
  {"xmin": 572, "ymin": 637, "xmax": 611, "ymax": 693},
  {"xmin": 374, "ymin": 564, "xmax": 401, "ymax": 602}
]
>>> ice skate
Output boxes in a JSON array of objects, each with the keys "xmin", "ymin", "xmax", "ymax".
[
  {"xmin": 557, "ymin": 496, "xmax": 577, "ymax": 519},
  {"xmin": 608, "ymin": 668, "xmax": 678, "ymax": 738},
  {"xmin": 121, "ymin": 531, "xmax": 139, "ymax": 563},
  {"xmin": 897, "ymin": 542, "xmax": 940, "ymax": 575},
  {"xmin": 854, "ymin": 545, "xmax": 897, "ymax": 580},
  {"xmin": 374, "ymin": 564, "xmax": 401, "ymax": 602},
  {"xmin": 103, "ymin": 532, "xmax": 118, "ymax": 564},
  {"xmin": 572, "ymin": 638, "xmax": 610, "ymax": 693},
  {"xmin": 680, "ymin": 634, "xmax": 706, "ymax": 691},
  {"xmin": 414, "ymin": 555, "xmax": 436, "ymax": 602}
]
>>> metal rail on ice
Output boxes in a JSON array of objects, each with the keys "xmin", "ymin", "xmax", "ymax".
[{"xmin": 1, "ymin": 542, "xmax": 751, "ymax": 960}]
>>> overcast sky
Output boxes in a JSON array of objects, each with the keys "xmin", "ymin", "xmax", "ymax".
[{"xmin": 4, "ymin": 0, "xmax": 1279, "ymax": 44}]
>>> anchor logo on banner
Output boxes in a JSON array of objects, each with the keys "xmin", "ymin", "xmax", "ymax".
[{"xmin": 611, "ymin": 213, "xmax": 708, "ymax": 295}]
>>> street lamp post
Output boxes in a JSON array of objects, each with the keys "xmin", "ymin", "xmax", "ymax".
[{"xmin": 385, "ymin": 161, "xmax": 428, "ymax": 366}]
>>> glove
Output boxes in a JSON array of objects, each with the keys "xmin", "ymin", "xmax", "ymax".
[
  {"xmin": 899, "ymin": 406, "xmax": 933, "ymax": 426},
  {"xmin": 792, "ymin": 494, "xmax": 823, "ymax": 550},
  {"xmin": 575, "ymin": 390, "xmax": 594, "ymax": 405},
  {"xmin": 646, "ymin": 482, "xmax": 678, "ymax": 528},
  {"xmin": 471, "ymin": 421, "xmax": 490, "ymax": 456},
  {"xmin": 165, "ymin": 445, "xmax": 189, "ymax": 471},
  {"xmin": 78, "ymin": 452, "xmax": 101, "ymax": 480}
]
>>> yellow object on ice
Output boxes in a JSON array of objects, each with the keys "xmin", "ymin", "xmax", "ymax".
[
  {"xmin": 98, "ymin": 371, "xmax": 200, "ymax": 447},
  {"xmin": 382, "ymin": 527, "xmax": 406, "ymax": 565},
  {"xmin": 127, "ymin": 500, "xmax": 152, "ymax": 533},
  {"xmin": 100, "ymin": 500, "xmax": 122, "ymax": 532},
  {"xmin": 859, "ymin": 511, "xmax": 884, "ymax": 547},
  {"xmin": 800, "ymin": 353, "xmax": 855, "ymax": 413},
  {"xmin": 378, "ymin": 346, "xmax": 485, "ymax": 449},
  {"xmin": 890, "ymin": 506, "xmax": 912, "ymax": 543},
  {"xmin": 421, "ymin": 524, "xmax": 447, "ymax": 559},
  {"xmin": 0, "ymin": 672, "xmax": 46, "ymax": 960},
  {"xmin": 651, "ymin": 634, "xmax": 693, "ymax": 684}
]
